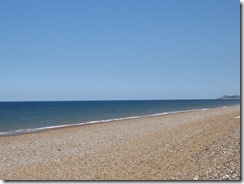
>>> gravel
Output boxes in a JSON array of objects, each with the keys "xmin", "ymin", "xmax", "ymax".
[{"xmin": 0, "ymin": 105, "xmax": 240, "ymax": 180}]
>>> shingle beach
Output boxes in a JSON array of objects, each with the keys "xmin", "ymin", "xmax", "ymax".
[{"xmin": 0, "ymin": 105, "xmax": 240, "ymax": 180}]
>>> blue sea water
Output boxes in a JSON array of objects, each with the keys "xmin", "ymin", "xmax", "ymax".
[{"xmin": 0, "ymin": 99, "xmax": 240, "ymax": 135}]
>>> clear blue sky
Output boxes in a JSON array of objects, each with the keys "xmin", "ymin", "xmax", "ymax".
[{"xmin": 0, "ymin": 0, "xmax": 240, "ymax": 101}]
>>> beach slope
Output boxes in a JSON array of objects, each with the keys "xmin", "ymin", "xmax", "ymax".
[{"xmin": 0, "ymin": 106, "xmax": 240, "ymax": 180}]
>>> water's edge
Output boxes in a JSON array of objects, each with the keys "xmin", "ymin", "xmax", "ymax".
[{"xmin": 0, "ymin": 105, "xmax": 238, "ymax": 136}]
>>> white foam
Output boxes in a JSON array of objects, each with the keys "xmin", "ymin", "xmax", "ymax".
[{"xmin": 0, "ymin": 107, "xmax": 211, "ymax": 136}]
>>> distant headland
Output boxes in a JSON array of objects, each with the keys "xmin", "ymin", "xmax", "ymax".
[{"xmin": 218, "ymin": 95, "xmax": 240, "ymax": 99}]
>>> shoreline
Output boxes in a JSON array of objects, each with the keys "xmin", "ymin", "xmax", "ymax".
[
  {"xmin": 0, "ymin": 104, "xmax": 239, "ymax": 137},
  {"xmin": 0, "ymin": 105, "xmax": 240, "ymax": 180}
]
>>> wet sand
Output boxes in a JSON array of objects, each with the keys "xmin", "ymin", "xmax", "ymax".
[{"xmin": 0, "ymin": 105, "xmax": 240, "ymax": 180}]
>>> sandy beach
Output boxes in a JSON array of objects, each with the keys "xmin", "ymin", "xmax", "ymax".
[{"xmin": 0, "ymin": 105, "xmax": 240, "ymax": 180}]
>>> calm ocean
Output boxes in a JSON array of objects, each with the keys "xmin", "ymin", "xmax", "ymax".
[{"xmin": 0, "ymin": 99, "xmax": 240, "ymax": 135}]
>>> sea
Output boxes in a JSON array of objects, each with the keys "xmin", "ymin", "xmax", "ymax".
[{"xmin": 0, "ymin": 99, "xmax": 240, "ymax": 135}]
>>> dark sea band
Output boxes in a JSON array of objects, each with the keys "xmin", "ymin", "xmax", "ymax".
[{"xmin": 0, "ymin": 99, "xmax": 240, "ymax": 135}]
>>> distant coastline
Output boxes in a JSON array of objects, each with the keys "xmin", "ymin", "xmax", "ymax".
[{"xmin": 218, "ymin": 95, "xmax": 240, "ymax": 99}]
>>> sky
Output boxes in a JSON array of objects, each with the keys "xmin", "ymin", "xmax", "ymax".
[{"xmin": 0, "ymin": 0, "xmax": 240, "ymax": 101}]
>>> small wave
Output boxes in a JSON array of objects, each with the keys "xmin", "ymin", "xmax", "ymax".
[{"xmin": 0, "ymin": 107, "xmax": 210, "ymax": 136}]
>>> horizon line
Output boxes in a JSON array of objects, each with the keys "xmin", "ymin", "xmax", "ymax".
[{"xmin": 0, "ymin": 97, "xmax": 240, "ymax": 102}]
